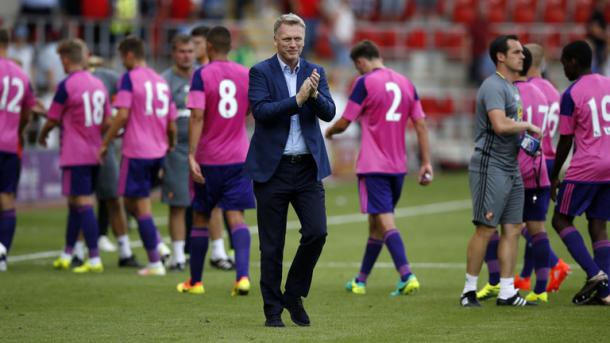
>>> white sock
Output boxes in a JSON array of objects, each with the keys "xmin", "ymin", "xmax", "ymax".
[
  {"xmin": 89, "ymin": 257, "xmax": 101, "ymax": 266},
  {"xmin": 117, "ymin": 235, "xmax": 132, "ymax": 258},
  {"xmin": 498, "ymin": 277, "xmax": 516, "ymax": 300},
  {"xmin": 74, "ymin": 241, "xmax": 85, "ymax": 260},
  {"xmin": 60, "ymin": 252, "xmax": 72, "ymax": 260},
  {"xmin": 172, "ymin": 240, "xmax": 185, "ymax": 264},
  {"xmin": 211, "ymin": 238, "xmax": 228, "ymax": 260},
  {"xmin": 149, "ymin": 261, "xmax": 163, "ymax": 269},
  {"xmin": 462, "ymin": 273, "xmax": 478, "ymax": 294}
]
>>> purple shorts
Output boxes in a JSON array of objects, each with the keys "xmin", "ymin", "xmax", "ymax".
[
  {"xmin": 118, "ymin": 156, "xmax": 164, "ymax": 198},
  {"xmin": 523, "ymin": 187, "xmax": 550, "ymax": 222},
  {"xmin": 192, "ymin": 163, "xmax": 255, "ymax": 216},
  {"xmin": 0, "ymin": 152, "xmax": 20, "ymax": 194},
  {"xmin": 555, "ymin": 181, "xmax": 610, "ymax": 220},
  {"xmin": 62, "ymin": 165, "xmax": 99, "ymax": 196},
  {"xmin": 357, "ymin": 173, "xmax": 405, "ymax": 214}
]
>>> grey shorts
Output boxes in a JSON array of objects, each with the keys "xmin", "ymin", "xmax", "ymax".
[
  {"xmin": 161, "ymin": 117, "xmax": 190, "ymax": 207},
  {"xmin": 96, "ymin": 141, "xmax": 119, "ymax": 200},
  {"xmin": 469, "ymin": 170, "xmax": 524, "ymax": 227}
]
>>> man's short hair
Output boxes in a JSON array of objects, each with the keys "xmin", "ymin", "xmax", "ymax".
[
  {"xmin": 524, "ymin": 43, "xmax": 544, "ymax": 69},
  {"xmin": 207, "ymin": 26, "xmax": 231, "ymax": 54},
  {"xmin": 57, "ymin": 38, "xmax": 87, "ymax": 64},
  {"xmin": 0, "ymin": 28, "xmax": 10, "ymax": 47},
  {"xmin": 350, "ymin": 40, "xmax": 381, "ymax": 61},
  {"xmin": 519, "ymin": 47, "xmax": 532, "ymax": 77},
  {"xmin": 489, "ymin": 35, "xmax": 519, "ymax": 66},
  {"xmin": 561, "ymin": 40, "xmax": 593, "ymax": 69},
  {"xmin": 171, "ymin": 34, "xmax": 192, "ymax": 50},
  {"xmin": 118, "ymin": 35, "xmax": 145, "ymax": 59},
  {"xmin": 273, "ymin": 13, "xmax": 306, "ymax": 36},
  {"xmin": 191, "ymin": 25, "xmax": 210, "ymax": 38}
]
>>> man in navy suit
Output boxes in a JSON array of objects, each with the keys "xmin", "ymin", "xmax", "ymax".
[{"xmin": 246, "ymin": 13, "xmax": 336, "ymax": 327}]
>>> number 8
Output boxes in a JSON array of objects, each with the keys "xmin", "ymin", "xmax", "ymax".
[{"xmin": 218, "ymin": 79, "xmax": 238, "ymax": 119}]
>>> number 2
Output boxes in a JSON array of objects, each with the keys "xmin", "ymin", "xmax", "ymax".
[{"xmin": 385, "ymin": 82, "xmax": 402, "ymax": 122}]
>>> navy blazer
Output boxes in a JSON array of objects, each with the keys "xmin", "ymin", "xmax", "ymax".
[{"xmin": 246, "ymin": 55, "xmax": 336, "ymax": 183}]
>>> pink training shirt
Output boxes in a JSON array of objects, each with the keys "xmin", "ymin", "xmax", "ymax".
[
  {"xmin": 186, "ymin": 60, "xmax": 250, "ymax": 165},
  {"xmin": 114, "ymin": 66, "xmax": 177, "ymax": 159},
  {"xmin": 515, "ymin": 80, "xmax": 550, "ymax": 188},
  {"xmin": 47, "ymin": 70, "xmax": 111, "ymax": 166},
  {"xmin": 342, "ymin": 68, "xmax": 425, "ymax": 174},
  {"xmin": 529, "ymin": 76, "xmax": 560, "ymax": 160},
  {"xmin": 0, "ymin": 57, "xmax": 36, "ymax": 153},
  {"xmin": 559, "ymin": 73, "xmax": 610, "ymax": 182}
]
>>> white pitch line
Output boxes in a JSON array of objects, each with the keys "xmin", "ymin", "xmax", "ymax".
[{"xmin": 9, "ymin": 198, "xmax": 472, "ymax": 263}]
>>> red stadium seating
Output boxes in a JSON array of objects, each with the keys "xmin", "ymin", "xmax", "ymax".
[
  {"xmin": 486, "ymin": 0, "xmax": 508, "ymax": 23},
  {"xmin": 573, "ymin": 0, "xmax": 594, "ymax": 23},
  {"xmin": 434, "ymin": 28, "xmax": 466, "ymax": 59},
  {"xmin": 512, "ymin": 0, "xmax": 538, "ymax": 23},
  {"xmin": 543, "ymin": 0, "xmax": 568, "ymax": 23},
  {"xmin": 452, "ymin": 0, "xmax": 478, "ymax": 23},
  {"xmin": 406, "ymin": 28, "xmax": 427, "ymax": 49}
]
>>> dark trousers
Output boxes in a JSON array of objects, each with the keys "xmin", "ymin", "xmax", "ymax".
[{"xmin": 254, "ymin": 155, "xmax": 327, "ymax": 318}]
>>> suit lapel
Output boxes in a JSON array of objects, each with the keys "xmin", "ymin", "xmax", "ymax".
[{"xmin": 270, "ymin": 55, "xmax": 290, "ymax": 99}]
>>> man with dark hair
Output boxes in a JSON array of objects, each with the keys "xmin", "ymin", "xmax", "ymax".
[
  {"xmin": 325, "ymin": 39, "xmax": 432, "ymax": 296},
  {"xmin": 191, "ymin": 26, "xmax": 210, "ymax": 66},
  {"xmin": 177, "ymin": 25, "xmax": 255, "ymax": 296},
  {"xmin": 161, "ymin": 33, "xmax": 195, "ymax": 271},
  {"xmin": 550, "ymin": 40, "xmax": 610, "ymax": 305},
  {"xmin": 0, "ymin": 27, "xmax": 36, "ymax": 271},
  {"xmin": 460, "ymin": 35, "xmax": 541, "ymax": 307},
  {"xmin": 100, "ymin": 35, "xmax": 178, "ymax": 276}
]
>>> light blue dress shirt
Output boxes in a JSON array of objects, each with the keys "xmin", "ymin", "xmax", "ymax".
[{"xmin": 278, "ymin": 55, "xmax": 309, "ymax": 155}]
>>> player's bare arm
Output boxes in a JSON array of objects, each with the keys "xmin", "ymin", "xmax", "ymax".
[
  {"xmin": 488, "ymin": 109, "xmax": 541, "ymax": 136},
  {"xmin": 550, "ymin": 134, "xmax": 574, "ymax": 202},
  {"xmin": 167, "ymin": 120, "xmax": 177, "ymax": 151},
  {"xmin": 413, "ymin": 117, "xmax": 433, "ymax": 185},
  {"xmin": 37, "ymin": 118, "xmax": 59, "ymax": 148},
  {"xmin": 188, "ymin": 108, "xmax": 205, "ymax": 184},
  {"xmin": 99, "ymin": 107, "xmax": 129, "ymax": 160},
  {"xmin": 18, "ymin": 108, "xmax": 32, "ymax": 148},
  {"xmin": 324, "ymin": 117, "xmax": 350, "ymax": 139}
]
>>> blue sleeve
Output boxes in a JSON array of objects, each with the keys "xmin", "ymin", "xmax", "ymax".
[
  {"xmin": 560, "ymin": 87, "xmax": 575, "ymax": 117},
  {"xmin": 190, "ymin": 67, "xmax": 204, "ymax": 91},
  {"xmin": 348, "ymin": 77, "xmax": 367, "ymax": 105},
  {"xmin": 53, "ymin": 80, "xmax": 68, "ymax": 104},
  {"xmin": 119, "ymin": 72, "xmax": 133, "ymax": 92}
]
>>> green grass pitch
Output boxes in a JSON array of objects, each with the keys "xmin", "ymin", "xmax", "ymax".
[{"xmin": 2, "ymin": 171, "xmax": 609, "ymax": 342}]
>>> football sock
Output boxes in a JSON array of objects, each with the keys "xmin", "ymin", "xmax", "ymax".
[
  {"xmin": 484, "ymin": 231, "xmax": 500, "ymax": 285},
  {"xmin": 531, "ymin": 232, "xmax": 551, "ymax": 294},
  {"xmin": 0, "ymin": 209, "xmax": 16, "ymax": 252},
  {"xmin": 520, "ymin": 227, "xmax": 534, "ymax": 278},
  {"xmin": 230, "ymin": 224, "xmax": 250, "ymax": 280},
  {"xmin": 211, "ymin": 238, "xmax": 228, "ymax": 260},
  {"xmin": 462, "ymin": 273, "xmax": 478, "ymax": 294},
  {"xmin": 74, "ymin": 241, "xmax": 86, "ymax": 261},
  {"xmin": 189, "ymin": 227, "xmax": 209, "ymax": 284},
  {"xmin": 137, "ymin": 215, "xmax": 161, "ymax": 263},
  {"xmin": 172, "ymin": 240, "xmax": 186, "ymax": 264},
  {"xmin": 560, "ymin": 227, "xmax": 600, "ymax": 278},
  {"xmin": 64, "ymin": 205, "xmax": 79, "ymax": 255},
  {"xmin": 78, "ymin": 205, "xmax": 100, "ymax": 260},
  {"xmin": 498, "ymin": 277, "xmax": 516, "ymax": 300},
  {"xmin": 384, "ymin": 229, "xmax": 412, "ymax": 282},
  {"xmin": 593, "ymin": 240, "xmax": 610, "ymax": 298},
  {"xmin": 117, "ymin": 234, "xmax": 132, "ymax": 259},
  {"xmin": 356, "ymin": 237, "xmax": 383, "ymax": 283}
]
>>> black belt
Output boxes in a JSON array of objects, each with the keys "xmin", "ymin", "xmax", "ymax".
[{"xmin": 281, "ymin": 154, "xmax": 312, "ymax": 163}]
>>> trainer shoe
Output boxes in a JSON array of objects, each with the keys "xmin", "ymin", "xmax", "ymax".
[
  {"xmin": 177, "ymin": 279, "xmax": 205, "ymax": 294},
  {"xmin": 476, "ymin": 282, "xmax": 500, "ymax": 301},
  {"xmin": 137, "ymin": 264, "xmax": 166, "ymax": 276},
  {"xmin": 118, "ymin": 255, "xmax": 142, "ymax": 268},
  {"xmin": 514, "ymin": 275, "xmax": 531, "ymax": 291},
  {"xmin": 0, "ymin": 243, "xmax": 6, "ymax": 272},
  {"xmin": 525, "ymin": 291, "xmax": 548, "ymax": 304},
  {"xmin": 98, "ymin": 235, "xmax": 117, "ymax": 252},
  {"xmin": 460, "ymin": 291, "xmax": 481, "ymax": 307},
  {"xmin": 73, "ymin": 262, "xmax": 104, "ymax": 273},
  {"xmin": 390, "ymin": 274, "xmax": 420, "ymax": 296},
  {"xmin": 572, "ymin": 271, "xmax": 609, "ymax": 305},
  {"xmin": 53, "ymin": 257, "xmax": 71, "ymax": 270},
  {"xmin": 168, "ymin": 262, "xmax": 186, "ymax": 271},
  {"xmin": 71, "ymin": 256, "xmax": 84, "ymax": 268},
  {"xmin": 231, "ymin": 276, "xmax": 251, "ymax": 296},
  {"xmin": 547, "ymin": 258, "xmax": 571, "ymax": 292},
  {"xmin": 345, "ymin": 278, "xmax": 366, "ymax": 295},
  {"xmin": 497, "ymin": 293, "xmax": 537, "ymax": 306},
  {"xmin": 210, "ymin": 258, "xmax": 234, "ymax": 271}
]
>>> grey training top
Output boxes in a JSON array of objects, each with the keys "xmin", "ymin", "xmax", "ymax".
[
  {"xmin": 161, "ymin": 67, "xmax": 191, "ymax": 110},
  {"xmin": 469, "ymin": 72, "xmax": 522, "ymax": 175},
  {"xmin": 92, "ymin": 67, "xmax": 120, "ymax": 96}
]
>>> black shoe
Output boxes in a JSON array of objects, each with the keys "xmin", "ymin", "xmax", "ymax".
[
  {"xmin": 573, "ymin": 272, "xmax": 608, "ymax": 305},
  {"xmin": 283, "ymin": 296, "xmax": 310, "ymax": 326},
  {"xmin": 168, "ymin": 262, "xmax": 186, "ymax": 271},
  {"xmin": 497, "ymin": 293, "xmax": 537, "ymax": 307},
  {"xmin": 264, "ymin": 317, "xmax": 285, "ymax": 328},
  {"xmin": 460, "ymin": 291, "xmax": 481, "ymax": 307},
  {"xmin": 71, "ymin": 256, "xmax": 84, "ymax": 268},
  {"xmin": 210, "ymin": 258, "xmax": 234, "ymax": 271},
  {"xmin": 118, "ymin": 255, "xmax": 142, "ymax": 268}
]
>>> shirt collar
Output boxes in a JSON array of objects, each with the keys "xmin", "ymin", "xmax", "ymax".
[{"xmin": 277, "ymin": 54, "xmax": 300, "ymax": 74}]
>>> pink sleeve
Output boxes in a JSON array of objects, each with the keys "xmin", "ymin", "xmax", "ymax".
[
  {"xmin": 187, "ymin": 90, "xmax": 206, "ymax": 110},
  {"xmin": 113, "ymin": 90, "xmax": 132, "ymax": 109},
  {"xmin": 410, "ymin": 99, "xmax": 426, "ymax": 121},
  {"xmin": 341, "ymin": 100, "xmax": 362, "ymax": 122},
  {"xmin": 46, "ymin": 101, "xmax": 64, "ymax": 121}
]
